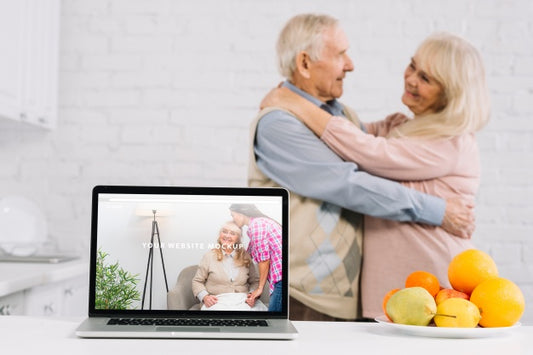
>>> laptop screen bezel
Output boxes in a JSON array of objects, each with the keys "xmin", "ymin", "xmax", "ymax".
[{"xmin": 88, "ymin": 185, "xmax": 289, "ymax": 319}]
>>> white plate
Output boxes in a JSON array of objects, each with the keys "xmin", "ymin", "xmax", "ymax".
[{"xmin": 375, "ymin": 315, "xmax": 520, "ymax": 338}]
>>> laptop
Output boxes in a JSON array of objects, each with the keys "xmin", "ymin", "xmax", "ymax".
[{"xmin": 76, "ymin": 185, "xmax": 298, "ymax": 339}]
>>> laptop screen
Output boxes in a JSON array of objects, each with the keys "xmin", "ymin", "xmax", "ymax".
[{"xmin": 88, "ymin": 185, "xmax": 289, "ymax": 318}]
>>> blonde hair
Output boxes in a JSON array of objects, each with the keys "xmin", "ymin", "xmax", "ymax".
[
  {"xmin": 390, "ymin": 32, "xmax": 490, "ymax": 139},
  {"xmin": 276, "ymin": 13, "xmax": 338, "ymax": 79},
  {"xmin": 213, "ymin": 221, "xmax": 251, "ymax": 267}
]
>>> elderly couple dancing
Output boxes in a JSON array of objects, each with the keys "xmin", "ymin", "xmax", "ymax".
[{"xmin": 248, "ymin": 13, "xmax": 489, "ymax": 321}]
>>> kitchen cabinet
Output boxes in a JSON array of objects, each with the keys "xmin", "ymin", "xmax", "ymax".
[
  {"xmin": 23, "ymin": 276, "xmax": 88, "ymax": 316},
  {"xmin": 0, "ymin": 0, "xmax": 60, "ymax": 129},
  {"xmin": 0, "ymin": 259, "xmax": 89, "ymax": 316},
  {"xmin": 0, "ymin": 291, "xmax": 25, "ymax": 315}
]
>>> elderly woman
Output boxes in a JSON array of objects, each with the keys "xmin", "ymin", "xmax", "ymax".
[
  {"xmin": 261, "ymin": 32, "xmax": 489, "ymax": 318},
  {"xmin": 192, "ymin": 221, "xmax": 260, "ymax": 310}
]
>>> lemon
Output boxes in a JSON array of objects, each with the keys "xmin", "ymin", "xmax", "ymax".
[{"xmin": 434, "ymin": 298, "xmax": 481, "ymax": 328}]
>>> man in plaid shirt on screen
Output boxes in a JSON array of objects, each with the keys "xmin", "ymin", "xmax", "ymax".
[{"xmin": 230, "ymin": 204, "xmax": 283, "ymax": 312}]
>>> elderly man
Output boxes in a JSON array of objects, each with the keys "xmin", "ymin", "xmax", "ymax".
[{"xmin": 248, "ymin": 14, "xmax": 474, "ymax": 321}]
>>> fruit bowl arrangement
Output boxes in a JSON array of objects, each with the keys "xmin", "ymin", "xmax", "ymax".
[{"xmin": 380, "ymin": 249, "xmax": 525, "ymax": 333}]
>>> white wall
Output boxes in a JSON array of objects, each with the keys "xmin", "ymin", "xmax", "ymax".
[{"xmin": 0, "ymin": 0, "xmax": 531, "ymax": 321}]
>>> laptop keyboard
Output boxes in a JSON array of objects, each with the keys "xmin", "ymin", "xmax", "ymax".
[{"xmin": 107, "ymin": 318, "xmax": 268, "ymax": 327}]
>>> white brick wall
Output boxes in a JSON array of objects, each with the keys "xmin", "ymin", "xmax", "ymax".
[{"xmin": 1, "ymin": 0, "xmax": 532, "ymax": 322}]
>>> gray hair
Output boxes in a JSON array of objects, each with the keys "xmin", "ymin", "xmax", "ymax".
[{"xmin": 276, "ymin": 13, "xmax": 339, "ymax": 79}]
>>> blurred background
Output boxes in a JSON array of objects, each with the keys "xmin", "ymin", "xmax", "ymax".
[{"xmin": 0, "ymin": 0, "xmax": 531, "ymax": 321}]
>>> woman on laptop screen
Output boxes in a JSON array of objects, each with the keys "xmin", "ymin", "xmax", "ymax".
[{"xmin": 192, "ymin": 221, "xmax": 267, "ymax": 311}]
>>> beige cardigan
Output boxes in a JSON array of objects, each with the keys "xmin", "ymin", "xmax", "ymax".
[
  {"xmin": 248, "ymin": 107, "xmax": 363, "ymax": 319},
  {"xmin": 191, "ymin": 250, "xmax": 259, "ymax": 298}
]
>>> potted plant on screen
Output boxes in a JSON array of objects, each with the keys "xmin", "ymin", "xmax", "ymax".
[{"xmin": 95, "ymin": 249, "xmax": 141, "ymax": 309}]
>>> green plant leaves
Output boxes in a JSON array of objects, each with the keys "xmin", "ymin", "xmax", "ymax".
[{"xmin": 95, "ymin": 248, "xmax": 141, "ymax": 310}]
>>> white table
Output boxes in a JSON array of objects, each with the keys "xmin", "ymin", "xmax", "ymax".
[{"xmin": 0, "ymin": 316, "xmax": 531, "ymax": 355}]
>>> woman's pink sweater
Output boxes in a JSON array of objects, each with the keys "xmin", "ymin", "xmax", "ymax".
[{"xmin": 321, "ymin": 115, "xmax": 477, "ymax": 318}]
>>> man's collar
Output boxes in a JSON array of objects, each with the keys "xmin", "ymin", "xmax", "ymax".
[
  {"xmin": 282, "ymin": 80, "xmax": 344, "ymax": 116},
  {"xmin": 282, "ymin": 81, "xmax": 323, "ymax": 107}
]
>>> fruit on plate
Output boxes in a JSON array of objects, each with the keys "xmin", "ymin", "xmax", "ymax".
[
  {"xmin": 435, "ymin": 288, "xmax": 469, "ymax": 305},
  {"xmin": 405, "ymin": 270, "xmax": 440, "ymax": 297},
  {"xmin": 433, "ymin": 298, "xmax": 481, "ymax": 328},
  {"xmin": 386, "ymin": 287, "xmax": 436, "ymax": 326},
  {"xmin": 470, "ymin": 277, "xmax": 525, "ymax": 327},
  {"xmin": 380, "ymin": 249, "xmax": 526, "ymax": 329},
  {"xmin": 448, "ymin": 249, "xmax": 498, "ymax": 294}
]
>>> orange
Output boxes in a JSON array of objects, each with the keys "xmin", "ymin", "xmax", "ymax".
[
  {"xmin": 405, "ymin": 271, "xmax": 440, "ymax": 298},
  {"xmin": 448, "ymin": 249, "xmax": 498, "ymax": 295},
  {"xmin": 382, "ymin": 288, "xmax": 400, "ymax": 320},
  {"xmin": 470, "ymin": 277, "xmax": 525, "ymax": 327}
]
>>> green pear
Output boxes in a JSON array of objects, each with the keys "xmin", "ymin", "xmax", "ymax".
[{"xmin": 386, "ymin": 287, "xmax": 437, "ymax": 326}]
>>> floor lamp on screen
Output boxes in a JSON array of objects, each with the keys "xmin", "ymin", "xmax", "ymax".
[{"xmin": 141, "ymin": 209, "xmax": 169, "ymax": 310}]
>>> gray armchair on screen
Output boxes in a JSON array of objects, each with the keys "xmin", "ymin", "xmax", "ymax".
[
  {"xmin": 167, "ymin": 265, "xmax": 201, "ymax": 310},
  {"xmin": 166, "ymin": 265, "xmax": 270, "ymax": 310}
]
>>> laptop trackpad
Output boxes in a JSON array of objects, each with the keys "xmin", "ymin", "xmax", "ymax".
[{"xmin": 156, "ymin": 327, "xmax": 221, "ymax": 332}]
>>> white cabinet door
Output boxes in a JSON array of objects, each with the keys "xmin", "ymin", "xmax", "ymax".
[
  {"xmin": 0, "ymin": 0, "xmax": 60, "ymax": 129},
  {"xmin": 0, "ymin": 291, "xmax": 26, "ymax": 315},
  {"xmin": 24, "ymin": 282, "xmax": 63, "ymax": 316},
  {"xmin": 61, "ymin": 275, "xmax": 89, "ymax": 317},
  {"xmin": 22, "ymin": 0, "xmax": 60, "ymax": 128},
  {"xmin": 0, "ymin": 0, "xmax": 25, "ymax": 122},
  {"xmin": 23, "ymin": 275, "xmax": 89, "ymax": 316}
]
